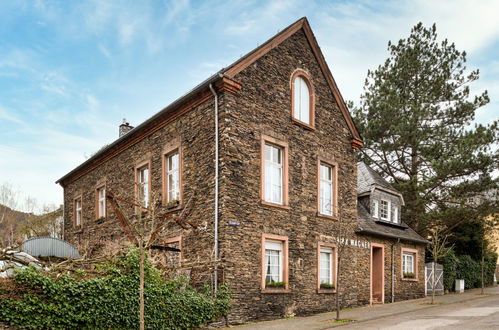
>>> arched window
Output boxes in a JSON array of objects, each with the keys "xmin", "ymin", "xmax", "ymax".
[{"xmin": 291, "ymin": 70, "xmax": 314, "ymax": 127}]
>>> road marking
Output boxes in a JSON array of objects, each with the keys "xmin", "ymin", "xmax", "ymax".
[
  {"xmin": 441, "ymin": 307, "xmax": 499, "ymax": 317},
  {"xmin": 382, "ymin": 319, "xmax": 459, "ymax": 330}
]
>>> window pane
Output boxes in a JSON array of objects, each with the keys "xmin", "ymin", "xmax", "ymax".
[
  {"xmin": 380, "ymin": 200, "xmax": 389, "ymax": 220},
  {"xmin": 265, "ymin": 241, "xmax": 283, "ymax": 284},
  {"xmin": 264, "ymin": 144, "xmax": 283, "ymax": 204},
  {"xmin": 293, "ymin": 76, "xmax": 310, "ymax": 124},
  {"xmin": 167, "ymin": 152, "xmax": 180, "ymax": 201},
  {"xmin": 300, "ymin": 78, "xmax": 310, "ymax": 123},
  {"xmin": 320, "ymin": 250, "xmax": 332, "ymax": 284}
]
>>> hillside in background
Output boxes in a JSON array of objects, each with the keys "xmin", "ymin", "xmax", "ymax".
[{"xmin": 0, "ymin": 204, "xmax": 31, "ymax": 247}]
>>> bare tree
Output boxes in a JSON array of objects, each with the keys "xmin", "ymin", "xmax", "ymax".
[
  {"xmin": 331, "ymin": 213, "xmax": 358, "ymax": 321},
  {"xmin": 428, "ymin": 225, "xmax": 453, "ymax": 304},
  {"xmin": 106, "ymin": 190, "xmax": 195, "ymax": 330}
]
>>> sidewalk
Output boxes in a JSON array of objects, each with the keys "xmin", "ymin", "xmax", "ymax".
[{"xmin": 227, "ymin": 286, "xmax": 499, "ymax": 329}]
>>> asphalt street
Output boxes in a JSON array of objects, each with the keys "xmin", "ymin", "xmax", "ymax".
[{"xmin": 342, "ymin": 293, "xmax": 499, "ymax": 329}]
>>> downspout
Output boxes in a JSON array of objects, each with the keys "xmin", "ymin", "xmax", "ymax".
[
  {"xmin": 392, "ymin": 238, "xmax": 400, "ymax": 303},
  {"xmin": 209, "ymin": 83, "xmax": 219, "ymax": 291}
]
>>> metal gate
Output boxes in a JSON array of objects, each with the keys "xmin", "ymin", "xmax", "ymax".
[{"xmin": 425, "ymin": 262, "xmax": 444, "ymax": 296}]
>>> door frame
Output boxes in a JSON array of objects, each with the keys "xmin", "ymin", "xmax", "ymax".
[{"xmin": 370, "ymin": 243, "xmax": 385, "ymax": 304}]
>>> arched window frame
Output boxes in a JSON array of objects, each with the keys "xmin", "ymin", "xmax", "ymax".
[{"xmin": 290, "ymin": 69, "xmax": 315, "ymax": 129}]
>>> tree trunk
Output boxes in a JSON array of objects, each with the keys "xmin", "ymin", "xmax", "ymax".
[
  {"xmin": 481, "ymin": 240, "xmax": 484, "ymax": 295},
  {"xmin": 139, "ymin": 244, "xmax": 145, "ymax": 330},
  {"xmin": 431, "ymin": 262, "xmax": 435, "ymax": 304}
]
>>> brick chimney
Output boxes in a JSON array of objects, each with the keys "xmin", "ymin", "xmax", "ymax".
[{"xmin": 119, "ymin": 118, "xmax": 133, "ymax": 137}]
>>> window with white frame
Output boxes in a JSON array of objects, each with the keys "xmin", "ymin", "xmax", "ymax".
[
  {"xmin": 265, "ymin": 240, "xmax": 283, "ymax": 284},
  {"xmin": 372, "ymin": 200, "xmax": 379, "ymax": 218},
  {"xmin": 393, "ymin": 206, "xmax": 399, "ymax": 223},
  {"xmin": 293, "ymin": 76, "xmax": 311, "ymax": 124},
  {"xmin": 97, "ymin": 187, "xmax": 106, "ymax": 218},
  {"xmin": 320, "ymin": 247, "xmax": 334, "ymax": 285},
  {"xmin": 166, "ymin": 151, "xmax": 180, "ymax": 202},
  {"xmin": 264, "ymin": 143, "xmax": 283, "ymax": 204},
  {"xmin": 380, "ymin": 199, "xmax": 390, "ymax": 220},
  {"xmin": 402, "ymin": 252, "xmax": 415, "ymax": 276},
  {"xmin": 319, "ymin": 163, "xmax": 334, "ymax": 216},
  {"xmin": 137, "ymin": 165, "xmax": 149, "ymax": 207},
  {"xmin": 75, "ymin": 198, "xmax": 82, "ymax": 226}
]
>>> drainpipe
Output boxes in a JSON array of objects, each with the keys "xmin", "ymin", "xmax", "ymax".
[
  {"xmin": 209, "ymin": 83, "xmax": 219, "ymax": 292},
  {"xmin": 392, "ymin": 238, "xmax": 400, "ymax": 303}
]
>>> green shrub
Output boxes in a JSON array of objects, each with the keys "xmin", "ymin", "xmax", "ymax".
[
  {"xmin": 403, "ymin": 272, "xmax": 416, "ymax": 279},
  {"xmin": 441, "ymin": 250, "xmax": 459, "ymax": 291},
  {"xmin": 0, "ymin": 249, "xmax": 231, "ymax": 329},
  {"xmin": 457, "ymin": 255, "xmax": 480, "ymax": 289}
]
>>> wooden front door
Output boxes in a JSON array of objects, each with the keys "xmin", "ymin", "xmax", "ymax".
[{"xmin": 371, "ymin": 244, "xmax": 384, "ymax": 304}]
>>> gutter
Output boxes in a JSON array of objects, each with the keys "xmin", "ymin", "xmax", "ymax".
[
  {"xmin": 209, "ymin": 83, "xmax": 219, "ymax": 292},
  {"xmin": 356, "ymin": 228, "xmax": 429, "ymax": 245}
]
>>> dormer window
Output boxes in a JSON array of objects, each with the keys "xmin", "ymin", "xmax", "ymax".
[
  {"xmin": 379, "ymin": 199, "xmax": 390, "ymax": 221},
  {"xmin": 291, "ymin": 70, "xmax": 314, "ymax": 128}
]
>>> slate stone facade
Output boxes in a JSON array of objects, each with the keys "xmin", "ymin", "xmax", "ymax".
[{"xmin": 58, "ymin": 18, "xmax": 427, "ymax": 325}]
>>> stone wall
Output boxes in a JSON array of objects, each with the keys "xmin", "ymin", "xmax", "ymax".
[{"xmin": 62, "ymin": 95, "xmax": 220, "ymax": 284}]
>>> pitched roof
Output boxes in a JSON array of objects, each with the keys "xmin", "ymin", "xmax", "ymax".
[
  {"xmin": 357, "ymin": 162, "xmax": 400, "ymax": 196},
  {"xmin": 57, "ymin": 17, "xmax": 362, "ymax": 186},
  {"xmin": 356, "ymin": 203, "xmax": 428, "ymax": 244}
]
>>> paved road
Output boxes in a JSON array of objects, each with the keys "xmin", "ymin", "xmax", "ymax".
[
  {"xmin": 342, "ymin": 293, "xmax": 499, "ymax": 329},
  {"xmin": 229, "ymin": 287, "xmax": 499, "ymax": 330}
]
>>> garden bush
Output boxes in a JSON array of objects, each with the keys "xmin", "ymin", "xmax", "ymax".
[
  {"xmin": 441, "ymin": 251, "xmax": 497, "ymax": 291},
  {"xmin": 0, "ymin": 249, "xmax": 231, "ymax": 329}
]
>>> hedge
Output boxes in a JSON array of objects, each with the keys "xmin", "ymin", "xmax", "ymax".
[
  {"xmin": 0, "ymin": 249, "xmax": 231, "ymax": 329},
  {"xmin": 441, "ymin": 251, "xmax": 497, "ymax": 291}
]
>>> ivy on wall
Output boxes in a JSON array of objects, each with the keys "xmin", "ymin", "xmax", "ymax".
[{"xmin": 0, "ymin": 249, "xmax": 231, "ymax": 329}]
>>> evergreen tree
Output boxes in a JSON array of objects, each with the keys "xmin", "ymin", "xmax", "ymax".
[{"xmin": 353, "ymin": 23, "xmax": 498, "ymax": 234}]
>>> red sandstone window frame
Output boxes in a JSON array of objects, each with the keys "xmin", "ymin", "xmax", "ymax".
[
  {"xmin": 135, "ymin": 159, "xmax": 152, "ymax": 209},
  {"xmin": 94, "ymin": 184, "xmax": 107, "ymax": 220},
  {"xmin": 401, "ymin": 247, "xmax": 418, "ymax": 281},
  {"xmin": 316, "ymin": 158, "xmax": 339, "ymax": 219},
  {"xmin": 317, "ymin": 242, "xmax": 337, "ymax": 293},
  {"xmin": 290, "ymin": 69, "xmax": 315, "ymax": 129},
  {"xmin": 73, "ymin": 195, "xmax": 82, "ymax": 227},
  {"xmin": 162, "ymin": 142, "xmax": 183, "ymax": 206},
  {"xmin": 260, "ymin": 134, "xmax": 289, "ymax": 209},
  {"xmin": 261, "ymin": 233, "xmax": 289, "ymax": 293},
  {"xmin": 164, "ymin": 235, "xmax": 182, "ymax": 266}
]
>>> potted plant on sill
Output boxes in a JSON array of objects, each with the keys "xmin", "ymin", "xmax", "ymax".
[
  {"xmin": 164, "ymin": 199, "xmax": 180, "ymax": 210},
  {"xmin": 403, "ymin": 272, "xmax": 416, "ymax": 279},
  {"xmin": 320, "ymin": 283, "xmax": 335, "ymax": 290},
  {"xmin": 266, "ymin": 281, "xmax": 286, "ymax": 289}
]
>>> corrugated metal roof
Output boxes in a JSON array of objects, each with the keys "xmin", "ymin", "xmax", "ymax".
[{"xmin": 21, "ymin": 237, "xmax": 81, "ymax": 259}]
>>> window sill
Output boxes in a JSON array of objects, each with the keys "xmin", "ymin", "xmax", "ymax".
[
  {"xmin": 291, "ymin": 117, "xmax": 315, "ymax": 131},
  {"xmin": 401, "ymin": 277, "xmax": 418, "ymax": 282},
  {"xmin": 317, "ymin": 288, "xmax": 337, "ymax": 294},
  {"xmin": 316, "ymin": 212, "xmax": 339, "ymax": 221},
  {"xmin": 163, "ymin": 204, "xmax": 184, "ymax": 214},
  {"xmin": 261, "ymin": 288, "xmax": 291, "ymax": 294},
  {"xmin": 260, "ymin": 200, "xmax": 291, "ymax": 210}
]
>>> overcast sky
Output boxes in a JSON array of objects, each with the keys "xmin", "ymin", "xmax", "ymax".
[{"xmin": 1, "ymin": 0, "xmax": 498, "ymax": 211}]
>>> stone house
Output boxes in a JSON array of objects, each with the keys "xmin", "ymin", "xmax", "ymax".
[{"xmin": 56, "ymin": 17, "xmax": 427, "ymax": 324}]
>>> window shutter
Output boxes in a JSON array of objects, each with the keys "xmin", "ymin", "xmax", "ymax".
[{"xmin": 372, "ymin": 200, "xmax": 379, "ymax": 218}]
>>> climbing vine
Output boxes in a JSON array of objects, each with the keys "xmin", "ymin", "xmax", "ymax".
[{"xmin": 0, "ymin": 249, "xmax": 231, "ymax": 329}]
